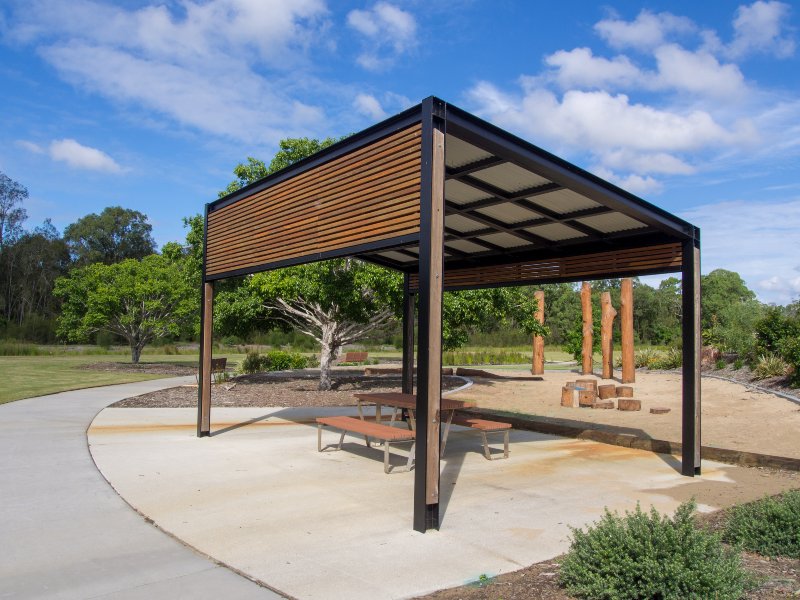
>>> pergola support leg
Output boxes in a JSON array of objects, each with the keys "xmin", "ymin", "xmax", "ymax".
[
  {"xmin": 414, "ymin": 98, "xmax": 445, "ymax": 533},
  {"xmin": 681, "ymin": 235, "xmax": 702, "ymax": 476},
  {"xmin": 197, "ymin": 281, "xmax": 213, "ymax": 437},
  {"xmin": 402, "ymin": 275, "xmax": 415, "ymax": 395}
]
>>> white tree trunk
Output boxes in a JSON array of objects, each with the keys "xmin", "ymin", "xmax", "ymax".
[{"xmin": 318, "ymin": 324, "xmax": 340, "ymax": 391}]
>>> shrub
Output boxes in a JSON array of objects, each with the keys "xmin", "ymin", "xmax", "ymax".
[
  {"xmin": 651, "ymin": 347, "xmax": 682, "ymax": 370},
  {"xmin": 724, "ymin": 490, "xmax": 800, "ymax": 558},
  {"xmin": 240, "ymin": 350, "xmax": 308, "ymax": 374},
  {"xmin": 715, "ymin": 358, "xmax": 727, "ymax": 370},
  {"xmin": 752, "ymin": 353, "xmax": 789, "ymax": 380},
  {"xmin": 634, "ymin": 347, "xmax": 661, "ymax": 368},
  {"xmin": 0, "ymin": 341, "xmax": 43, "ymax": 356},
  {"xmin": 777, "ymin": 337, "xmax": 800, "ymax": 385},
  {"xmin": 733, "ymin": 358, "xmax": 744, "ymax": 370},
  {"xmin": 559, "ymin": 501, "xmax": 746, "ymax": 600}
]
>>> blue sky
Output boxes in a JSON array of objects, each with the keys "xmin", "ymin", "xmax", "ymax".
[{"xmin": 1, "ymin": 0, "xmax": 799, "ymax": 303}]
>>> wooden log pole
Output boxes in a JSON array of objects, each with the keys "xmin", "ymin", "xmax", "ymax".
[
  {"xmin": 600, "ymin": 292, "xmax": 617, "ymax": 379},
  {"xmin": 620, "ymin": 278, "xmax": 635, "ymax": 383},
  {"xmin": 532, "ymin": 290, "xmax": 545, "ymax": 375},
  {"xmin": 581, "ymin": 282, "xmax": 593, "ymax": 375}
]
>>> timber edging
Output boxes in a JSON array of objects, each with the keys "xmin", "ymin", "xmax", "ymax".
[{"xmin": 464, "ymin": 408, "xmax": 800, "ymax": 472}]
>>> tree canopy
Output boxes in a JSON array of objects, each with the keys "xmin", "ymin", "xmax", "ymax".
[
  {"xmin": 64, "ymin": 206, "xmax": 156, "ymax": 265},
  {"xmin": 54, "ymin": 254, "xmax": 195, "ymax": 362},
  {"xmin": 0, "ymin": 171, "xmax": 28, "ymax": 249}
]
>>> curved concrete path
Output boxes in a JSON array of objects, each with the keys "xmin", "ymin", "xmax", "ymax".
[{"xmin": 0, "ymin": 378, "xmax": 283, "ymax": 599}]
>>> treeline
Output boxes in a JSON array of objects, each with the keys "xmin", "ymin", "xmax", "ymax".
[{"xmin": 0, "ymin": 172, "xmax": 157, "ymax": 342}]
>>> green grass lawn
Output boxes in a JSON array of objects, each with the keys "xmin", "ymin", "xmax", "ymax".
[{"xmin": 0, "ymin": 353, "xmax": 243, "ymax": 405}]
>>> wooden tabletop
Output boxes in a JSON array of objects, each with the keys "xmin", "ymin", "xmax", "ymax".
[{"xmin": 353, "ymin": 392, "xmax": 474, "ymax": 411}]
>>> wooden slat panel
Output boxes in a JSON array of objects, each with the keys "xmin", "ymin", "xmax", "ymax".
[
  {"xmin": 408, "ymin": 243, "xmax": 682, "ymax": 290},
  {"xmin": 205, "ymin": 124, "xmax": 422, "ymax": 276}
]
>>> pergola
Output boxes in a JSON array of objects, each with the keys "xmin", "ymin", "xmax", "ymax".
[{"xmin": 197, "ymin": 97, "xmax": 702, "ymax": 532}]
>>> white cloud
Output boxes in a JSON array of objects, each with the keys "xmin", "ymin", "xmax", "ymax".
[
  {"xmin": 592, "ymin": 168, "xmax": 663, "ymax": 195},
  {"xmin": 653, "ymin": 44, "xmax": 747, "ymax": 98},
  {"xmin": 353, "ymin": 93, "xmax": 386, "ymax": 120},
  {"xmin": 48, "ymin": 139, "xmax": 124, "ymax": 173},
  {"xmin": 601, "ymin": 149, "xmax": 696, "ymax": 175},
  {"xmin": 727, "ymin": 1, "xmax": 795, "ymax": 58},
  {"xmin": 16, "ymin": 140, "xmax": 44, "ymax": 154},
  {"xmin": 681, "ymin": 199, "xmax": 800, "ymax": 304},
  {"xmin": 347, "ymin": 2, "xmax": 417, "ymax": 70},
  {"xmin": 594, "ymin": 10, "xmax": 696, "ymax": 51},
  {"xmin": 544, "ymin": 47, "xmax": 642, "ymax": 89},
  {"xmin": 8, "ymin": 0, "xmax": 331, "ymax": 145}
]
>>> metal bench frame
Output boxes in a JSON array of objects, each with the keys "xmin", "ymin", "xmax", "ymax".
[{"xmin": 317, "ymin": 419, "xmax": 416, "ymax": 474}]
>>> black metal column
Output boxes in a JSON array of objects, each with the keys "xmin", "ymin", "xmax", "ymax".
[
  {"xmin": 402, "ymin": 273, "xmax": 415, "ymax": 395},
  {"xmin": 414, "ymin": 97, "xmax": 446, "ymax": 532},
  {"xmin": 197, "ymin": 204, "xmax": 211, "ymax": 438},
  {"xmin": 681, "ymin": 230, "xmax": 701, "ymax": 476}
]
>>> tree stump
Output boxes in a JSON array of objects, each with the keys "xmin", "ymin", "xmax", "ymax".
[
  {"xmin": 564, "ymin": 381, "xmax": 577, "ymax": 389},
  {"xmin": 578, "ymin": 389, "xmax": 596, "ymax": 407},
  {"xmin": 581, "ymin": 282, "xmax": 593, "ymax": 375},
  {"xmin": 598, "ymin": 384, "xmax": 616, "ymax": 400},
  {"xmin": 650, "ymin": 406, "xmax": 671, "ymax": 414},
  {"xmin": 592, "ymin": 400, "xmax": 615, "ymax": 409},
  {"xmin": 618, "ymin": 398, "xmax": 641, "ymax": 411},
  {"xmin": 616, "ymin": 385, "xmax": 634, "ymax": 398},
  {"xmin": 561, "ymin": 387, "xmax": 575, "ymax": 407},
  {"xmin": 576, "ymin": 379, "xmax": 597, "ymax": 392}
]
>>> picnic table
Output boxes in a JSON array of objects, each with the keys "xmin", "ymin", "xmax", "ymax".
[{"xmin": 352, "ymin": 392, "xmax": 475, "ymax": 453}]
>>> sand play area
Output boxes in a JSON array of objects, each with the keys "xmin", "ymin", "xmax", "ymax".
[{"xmin": 449, "ymin": 369, "xmax": 800, "ymax": 460}]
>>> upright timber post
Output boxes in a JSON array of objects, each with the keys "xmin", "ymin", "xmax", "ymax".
[
  {"xmin": 402, "ymin": 273, "xmax": 415, "ymax": 395},
  {"xmin": 620, "ymin": 278, "xmax": 635, "ymax": 384},
  {"xmin": 197, "ymin": 280, "xmax": 213, "ymax": 437},
  {"xmin": 681, "ymin": 231, "xmax": 702, "ymax": 476},
  {"xmin": 600, "ymin": 292, "xmax": 617, "ymax": 379},
  {"xmin": 414, "ymin": 97, "xmax": 446, "ymax": 532},
  {"xmin": 580, "ymin": 282, "xmax": 593, "ymax": 375},
  {"xmin": 531, "ymin": 290, "xmax": 545, "ymax": 375}
]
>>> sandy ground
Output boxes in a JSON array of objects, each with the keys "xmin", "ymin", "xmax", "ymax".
[{"xmin": 448, "ymin": 369, "xmax": 800, "ymax": 460}]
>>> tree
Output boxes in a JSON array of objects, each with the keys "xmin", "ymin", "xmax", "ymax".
[
  {"xmin": 64, "ymin": 206, "xmax": 156, "ymax": 265},
  {"xmin": 701, "ymin": 269, "xmax": 756, "ymax": 330},
  {"xmin": 54, "ymin": 254, "xmax": 195, "ymax": 363},
  {"xmin": 250, "ymin": 258, "xmax": 402, "ymax": 390},
  {"xmin": 0, "ymin": 172, "xmax": 28, "ymax": 249},
  {"xmin": 219, "ymin": 136, "xmax": 341, "ymax": 197}
]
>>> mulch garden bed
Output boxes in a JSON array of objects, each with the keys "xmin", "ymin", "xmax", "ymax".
[
  {"xmin": 414, "ymin": 505, "xmax": 800, "ymax": 600},
  {"xmin": 111, "ymin": 372, "xmax": 466, "ymax": 408}
]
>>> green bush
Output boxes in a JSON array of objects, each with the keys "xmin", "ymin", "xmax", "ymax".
[
  {"xmin": 715, "ymin": 358, "xmax": 727, "ymax": 370},
  {"xmin": 559, "ymin": 501, "xmax": 746, "ymax": 600},
  {"xmin": 634, "ymin": 348, "xmax": 661, "ymax": 368},
  {"xmin": 752, "ymin": 353, "xmax": 789, "ymax": 380},
  {"xmin": 724, "ymin": 490, "xmax": 800, "ymax": 558},
  {"xmin": 733, "ymin": 358, "xmax": 744, "ymax": 370},
  {"xmin": 441, "ymin": 350, "xmax": 529, "ymax": 366},
  {"xmin": 240, "ymin": 350, "xmax": 308, "ymax": 374},
  {"xmin": 651, "ymin": 347, "xmax": 682, "ymax": 370},
  {"xmin": 0, "ymin": 341, "xmax": 44, "ymax": 356},
  {"xmin": 777, "ymin": 337, "xmax": 800, "ymax": 385}
]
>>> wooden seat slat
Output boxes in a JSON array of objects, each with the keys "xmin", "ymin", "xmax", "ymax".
[
  {"xmin": 450, "ymin": 415, "xmax": 511, "ymax": 431},
  {"xmin": 316, "ymin": 416, "xmax": 415, "ymax": 441}
]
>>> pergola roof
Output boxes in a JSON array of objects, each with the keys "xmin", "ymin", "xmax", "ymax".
[{"xmin": 204, "ymin": 97, "xmax": 697, "ymax": 289}]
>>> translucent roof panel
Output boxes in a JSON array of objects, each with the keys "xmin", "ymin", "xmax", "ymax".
[
  {"xmin": 576, "ymin": 212, "xmax": 648, "ymax": 233},
  {"xmin": 469, "ymin": 162, "xmax": 551, "ymax": 193},
  {"xmin": 475, "ymin": 203, "xmax": 542, "ymax": 224},
  {"xmin": 445, "ymin": 239, "xmax": 491, "ymax": 254},
  {"xmin": 476, "ymin": 232, "xmax": 532, "ymax": 248},
  {"xmin": 445, "ymin": 214, "xmax": 487, "ymax": 232},
  {"xmin": 528, "ymin": 188, "xmax": 602, "ymax": 215},
  {"xmin": 525, "ymin": 223, "xmax": 588, "ymax": 241},
  {"xmin": 445, "ymin": 135, "xmax": 493, "ymax": 168},
  {"xmin": 445, "ymin": 179, "xmax": 492, "ymax": 205}
]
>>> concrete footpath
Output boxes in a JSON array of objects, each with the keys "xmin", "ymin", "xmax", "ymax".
[{"xmin": 0, "ymin": 378, "xmax": 281, "ymax": 600}]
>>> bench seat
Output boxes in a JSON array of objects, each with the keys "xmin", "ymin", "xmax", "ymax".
[
  {"xmin": 316, "ymin": 416, "xmax": 415, "ymax": 474},
  {"xmin": 444, "ymin": 414, "xmax": 511, "ymax": 460}
]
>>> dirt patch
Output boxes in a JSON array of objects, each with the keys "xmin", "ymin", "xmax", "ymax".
[
  {"xmin": 80, "ymin": 362, "xmax": 198, "ymax": 376},
  {"xmin": 111, "ymin": 373, "xmax": 466, "ymax": 408}
]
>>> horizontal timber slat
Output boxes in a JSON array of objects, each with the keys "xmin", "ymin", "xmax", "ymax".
[
  {"xmin": 206, "ymin": 124, "xmax": 422, "ymax": 276},
  {"xmin": 408, "ymin": 243, "xmax": 682, "ymax": 290}
]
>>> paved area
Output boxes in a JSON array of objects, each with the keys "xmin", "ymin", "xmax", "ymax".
[
  {"xmin": 0, "ymin": 379, "xmax": 282, "ymax": 599},
  {"xmin": 89, "ymin": 406, "xmax": 800, "ymax": 600}
]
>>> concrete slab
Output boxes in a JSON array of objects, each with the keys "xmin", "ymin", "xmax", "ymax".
[
  {"xmin": 0, "ymin": 380, "xmax": 281, "ymax": 600},
  {"xmin": 88, "ymin": 406, "xmax": 799, "ymax": 600}
]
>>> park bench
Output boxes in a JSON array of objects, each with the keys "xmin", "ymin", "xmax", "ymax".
[
  {"xmin": 196, "ymin": 357, "xmax": 228, "ymax": 384},
  {"xmin": 442, "ymin": 415, "xmax": 511, "ymax": 460},
  {"xmin": 316, "ymin": 416, "xmax": 415, "ymax": 474},
  {"xmin": 343, "ymin": 351, "xmax": 368, "ymax": 363}
]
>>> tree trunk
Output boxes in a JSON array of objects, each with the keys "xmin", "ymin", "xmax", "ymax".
[
  {"xmin": 581, "ymin": 282, "xmax": 593, "ymax": 375},
  {"xmin": 318, "ymin": 324, "xmax": 339, "ymax": 391},
  {"xmin": 130, "ymin": 341, "xmax": 142, "ymax": 364}
]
